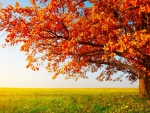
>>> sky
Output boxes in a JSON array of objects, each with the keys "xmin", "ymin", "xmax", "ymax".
[{"xmin": 0, "ymin": 0, "xmax": 138, "ymax": 88}]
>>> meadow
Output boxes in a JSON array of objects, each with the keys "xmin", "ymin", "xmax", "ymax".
[{"xmin": 0, "ymin": 88, "xmax": 149, "ymax": 113}]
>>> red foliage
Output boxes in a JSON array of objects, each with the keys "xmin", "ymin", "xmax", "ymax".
[{"xmin": 0, "ymin": 0, "xmax": 149, "ymax": 81}]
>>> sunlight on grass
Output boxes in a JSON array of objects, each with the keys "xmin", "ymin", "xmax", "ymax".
[{"xmin": 0, "ymin": 88, "xmax": 149, "ymax": 113}]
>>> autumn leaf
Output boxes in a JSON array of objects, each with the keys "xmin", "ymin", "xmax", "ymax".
[{"xmin": 0, "ymin": 0, "xmax": 150, "ymax": 97}]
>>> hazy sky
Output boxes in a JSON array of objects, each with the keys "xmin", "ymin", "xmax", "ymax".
[{"xmin": 0, "ymin": 0, "xmax": 138, "ymax": 88}]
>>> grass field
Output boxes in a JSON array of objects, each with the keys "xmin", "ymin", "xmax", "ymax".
[{"xmin": 0, "ymin": 88, "xmax": 149, "ymax": 113}]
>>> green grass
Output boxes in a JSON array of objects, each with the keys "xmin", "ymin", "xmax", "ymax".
[{"xmin": 0, "ymin": 88, "xmax": 149, "ymax": 113}]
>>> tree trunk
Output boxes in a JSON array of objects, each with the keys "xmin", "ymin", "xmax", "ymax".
[
  {"xmin": 139, "ymin": 73, "xmax": 150, "ymax": 97},
  {"xmin": 145, "ymin": 75, "xmax": 150, "ymax": 96}
]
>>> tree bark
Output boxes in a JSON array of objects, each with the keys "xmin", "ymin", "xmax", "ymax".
[{"xmin": 139, "ymin": 73, "xmax": 150, "ymax": 97}]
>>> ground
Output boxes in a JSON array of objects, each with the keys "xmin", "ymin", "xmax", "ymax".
[{"xmin": 0, "ymin": 88, "xmax": 149, "ymax": 113}]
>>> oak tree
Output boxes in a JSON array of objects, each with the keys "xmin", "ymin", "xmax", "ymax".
[{"xmin": 0, "ymin": 0, "xmax": 149, "ymax": 97}]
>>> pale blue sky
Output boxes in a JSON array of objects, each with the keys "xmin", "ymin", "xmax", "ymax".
[{"xmin": 0, "ymin": 0, "xmax": 138, "ymax": 88}]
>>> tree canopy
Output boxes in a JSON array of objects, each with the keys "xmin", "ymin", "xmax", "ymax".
[{"xmin": 0, "ymin": 0, "xmax": 150, "ymax": 96}]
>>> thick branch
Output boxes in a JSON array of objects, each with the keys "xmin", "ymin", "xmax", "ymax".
[
  {"xmin": 79, "ymin": 50, "xmax": 104, "ymax": 56},
  {"xmin": 77, "ymin": 40, "xmax": 104, "ymax": 47},
  {"xmin": 88, "ymin": 59, "xmax": 141, "ymax": 75}
]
